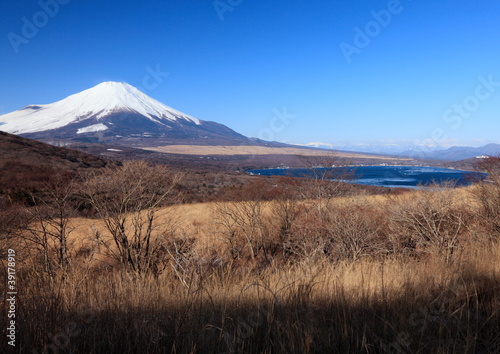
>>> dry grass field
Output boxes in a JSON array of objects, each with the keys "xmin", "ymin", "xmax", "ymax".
[
  {"xmin": 142, "ymin": 144, "xmax": 412, "ymax": 160},
  {"xmin": 1, "ymin": 160, "xmax": 499, "ymax": 353}
]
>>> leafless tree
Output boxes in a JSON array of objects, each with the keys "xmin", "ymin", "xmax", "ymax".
[
  {"xmin": 81, "ymin": 160, "xmax": 183, "ymax": 274},
  {"xmin": 22, "ymin": 180, "xmax": 78, "ymax": 280},
  {"xmin": 296, "ymin": 154, "xmax": 354, "ymax": 221},
  {"xmin": 0, "ymin": 201, "xmax": 27, "ymax": 261}
]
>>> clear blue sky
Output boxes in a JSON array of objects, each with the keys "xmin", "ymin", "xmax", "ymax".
[{"xmin": 1, "ymin": 0, "xmax": 499, "ymax": 147}]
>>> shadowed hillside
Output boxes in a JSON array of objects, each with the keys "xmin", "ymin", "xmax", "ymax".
[{"xmin": 0, "ymin": 131, "xmax": 118, "ymax": 203}]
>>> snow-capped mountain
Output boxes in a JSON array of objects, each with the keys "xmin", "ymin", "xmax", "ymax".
[{"xmin": 0, "ymin": 82, "xmax": 248, "ymax": 146}]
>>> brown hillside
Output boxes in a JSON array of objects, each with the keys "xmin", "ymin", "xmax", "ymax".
[{"xmin": 0, "ymin": 131, "xmax": 117, "ymax": 202}]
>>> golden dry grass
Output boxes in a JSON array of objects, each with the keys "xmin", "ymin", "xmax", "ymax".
[
  {"xmin": 61, "ymin": 186, "xmax": 476, "ymax": 258},
  {"xmin": 4, "ymin": 185, "xmax": 500, "ymax": 353},
  {"xmin": 8, "ymin": 239, "xmax": 499, "ymax": 352},
  {"xmin": 142, "ymin": 144, "xmax": 413, "ymax": 160}
]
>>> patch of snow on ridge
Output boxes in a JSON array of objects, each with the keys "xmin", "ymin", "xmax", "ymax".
[{"xmin": 77, "ymin": 123, "xmax": 109, "ymax": 134}]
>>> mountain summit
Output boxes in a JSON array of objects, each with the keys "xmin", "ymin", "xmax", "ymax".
[{"xmin": 0, "ymin": 82, "xmax": 248, "ymax": 146}]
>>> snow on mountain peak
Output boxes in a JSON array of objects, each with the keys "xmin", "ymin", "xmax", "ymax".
[{"xmin": 0, "ymin": 81, "xmax": 200, "ymax": 134}]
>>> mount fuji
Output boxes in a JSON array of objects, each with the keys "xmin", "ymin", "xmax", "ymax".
[{"xmin": 0, "ymin": 82, "xmax": 250, "ymax": 146}]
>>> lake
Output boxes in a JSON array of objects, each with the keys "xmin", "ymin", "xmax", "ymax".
[{"xmin": 246, "ymin": 165, "xmax": 487, "ymax": 188}]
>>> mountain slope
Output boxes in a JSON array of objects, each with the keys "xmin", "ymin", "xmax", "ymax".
[
  {"xmin": 0, "ymin": 130, "xmax": 115, "ymax": 169},
  {"xmin": 401, "ymin": 143, "xmax": 500, "ymax": 161},
  {"xmin": 0, "ymin": 82, "xmax": 249, "ymax": 146},
  {"xmin": 0, "ymin": 131, "xmax": 117, "ymax": 202}
]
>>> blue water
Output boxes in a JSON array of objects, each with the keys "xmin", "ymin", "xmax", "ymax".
[{"xmin": 247, "ymin": 166, "xmax": 486, "ymax": 188}]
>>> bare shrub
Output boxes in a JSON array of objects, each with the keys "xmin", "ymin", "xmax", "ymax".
[
  {"xmin": 324, "ymin": 204, "xmax": 384, "ymax": 261},
  {"xmin": 14, "ymin": 179, "xmax": 80, "ymax": 284},
  {"xmin": 267, "ymin": 177, "xmax": 303, "ymax": 259},
  {"xmin": 275, "ymin": 209, "xmax": 328, "ymax": 262},
  {"xmin": 213, "ymin": 179, "xmax": 275, "ymax": 260},
  {"xmin": 214, "ymin": 199, "xmax": 268, "ymax": 260},
  {"xmin": 296, "ymin": 155, "xmax": 353, "ymax": 222},
  {"xmin": 81, "ymin": 160, "xmax": 183, "ymax": 274},
  {"xmin": 0, "ymin": 202, "xmax": 28, "ymax": 260},
  {"xmin": 162, "ymin": 235, "xmax": 199, "ymax": 289},
  {"xmin": 389, "ymin": 186, "xmax": 469, "ymax": 264},
  {"xmin": 471, "ymin": 156, "xmax": 500, "ymax": 241}
]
